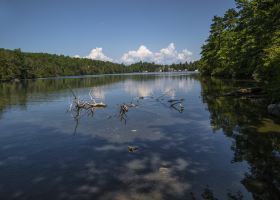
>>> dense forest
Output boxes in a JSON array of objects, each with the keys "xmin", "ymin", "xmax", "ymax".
[
  {"xmin": 128, "ymin": 61, "xmax": 197, "ymax": 72},
  {"xmin": 199, "ymin": 0, "xmax": 280, "ymax": 97},
  {"xmin": 0, "ymin": 48, "xmax": 198, "ymax": 81}
]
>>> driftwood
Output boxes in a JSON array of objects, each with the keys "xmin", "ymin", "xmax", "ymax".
[
  {"xmin": 70, "ymin": 88, "xmax": 106, "ymax": 110},
  {"xmin": 69, "ymin": 87, "xmax": 107, "ymax": 119},
  {"xmin": 223, "ymin": 87, "xmax": 263, "ymax": 97},
  {"xmin": 68, "ymin": 87, "xmax": 107, "ymax": 134},
  {"xmin": 168, "ymin": 98, "xmax": 184, "ymax": 103},
  {"xmin": 128, "ymin": 146, "xmax": 138, "ymax": 152},
  {"xmin": 68, "ymin": 87, "xmax": 185, "ymax": 129},
  {"xmin": 119, "ymin": 102, "xmax": 137, "ymax": 123},
  {"xmin": 169, "ymin": 99, "xmax": 184, "ymax": 113}
]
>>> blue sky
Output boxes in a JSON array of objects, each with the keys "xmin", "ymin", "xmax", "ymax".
[{"xmin": 0, "ymin": 0, "xmax": 236, "ymax": 64}]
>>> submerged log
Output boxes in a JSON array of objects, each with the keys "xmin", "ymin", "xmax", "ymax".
[
  {"xmin": 85, "ymin": 102, "xmax": 107, "ymax": 108},
  {"xmin": 223, "ymin": 87, "xmax": 263, "ymax": 97},
  {"xmin": 128, "ymin": 146, "xmax": 138, "ymax": 152},
  {"xmin": 168, "ymin": 98, "xmax": 184, "ymax": 103},
  {"xmin": 237, "ymin": 87, "xmax": 262, "ymax": 94}
]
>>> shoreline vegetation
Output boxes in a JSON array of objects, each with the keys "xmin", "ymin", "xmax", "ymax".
[
  {"xmin": 198, "ymin": 0, "xmax": 280, "ymax": 102},
  {"xmin": 0, "ymin": 48, "xmax": 198, "ymax": 82}
]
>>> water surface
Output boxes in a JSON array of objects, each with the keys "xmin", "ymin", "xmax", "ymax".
[{"xmin": 0, "ymin": 73, "xmax": 279, "ymax": 200}]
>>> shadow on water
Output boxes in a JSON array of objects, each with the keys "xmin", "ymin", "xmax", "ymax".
[
  {"xmin": 0, "ymin": 73, "xmax": 279, "ymax": 199},
  {"xmin": 200, "ymin": 77, "xmax": 280, "ymax": 200}
]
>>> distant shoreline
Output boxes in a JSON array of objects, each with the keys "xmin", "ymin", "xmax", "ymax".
[
  {"xmin": 0, "ymin": 48, "xmax": 199, "ymax": 82},
  {"xmin": 1, "ymin": 71, "xmax": 199, "ymax": 83}
]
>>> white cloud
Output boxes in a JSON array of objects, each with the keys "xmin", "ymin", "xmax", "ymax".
[
  {"xmin": 85, "ymin": 47, "xmax": 113, "ymax": 62},
  {"xmin": 120, "ymin": 45, "xmax": 153, "ymax": 64},
  {"xmin": 74, "ymin": 43, "xmax": 193, "ymax": 65},
  {"xmin": 120, "ymin": 43, "xmax": 192, "ymax": 65},
  {"xmin": 73, "ymin": 55, "xmax": 80, "ymax": 58}
]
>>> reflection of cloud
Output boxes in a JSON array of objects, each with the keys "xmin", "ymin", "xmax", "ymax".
[
  {"xmin": 163, "ymin": 87, "xmax": 176, "ymax": 98},
  {"xmin": 76, "ymin": 156, "xmax": 192, "ymax": 200},
  {"xmin": 95, "ymin": 145, "xmax": 123, "ymax": 151},
  {"xmin": 175, "ymin": 158, "xmax": 190, "ymax": 171},
  {"xmin": 124, "ymin": 77, "xmax": 194, "ymax": 98},
  {"xmin": 77, "ymin": 185, "xmax": 99, "ymax": 194},
  {"xmin": 90, "ymin": 87, "xmax": 105, "ymax": 100},
  {"xmin": 101, "ymin": 155, "xmax": 191, "ymax": 200},
  {"xmin": 126, "ymin": 159, "xmax": 147, "ymax": 170},
  {"xmin": 124, "ymin": 80, "xmax": 154, "ymax": 97}
]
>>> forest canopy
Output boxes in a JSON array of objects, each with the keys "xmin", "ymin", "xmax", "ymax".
[
  {"xmin": 0, "ymin": 48, "xmax": 198, "ymax": 81},
  {"xmin": 199, "ymin": 0, "xmax": 280, "ymax": 83}
]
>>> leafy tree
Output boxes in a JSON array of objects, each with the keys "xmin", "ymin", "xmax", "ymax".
[
  {"xmin": 199, "ymin": 0, "xmax": 280, "ymax": 100},
  {"xmin": 0, "ymin": 48, "xmax": 198, "ymax": 82}
]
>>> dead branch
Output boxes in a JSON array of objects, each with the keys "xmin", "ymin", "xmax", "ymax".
[
  {"xmin": 169, "ymin": 99, "xmax": 184, "ymax": 113},
  {"xmin": 168, "ymin": 98, "xmax": 184, "ymax": 103},
  {"xmin": 128, "ymin": 146, "xmax": 138, "ymax": 152},
  {"xmin": 170, "ymin": 103, "xmax": 184, "ymax": 113},
  {"xmin": 118, "ymin": 102, "xmax": 138, "ymax": 123},
  {"xmin": 67, "ymin": 87, "xmax": 185, "ymax": 127},
  {"xmin": 69, "ymin": 88, "xmax": 106, "ymax": 109}
]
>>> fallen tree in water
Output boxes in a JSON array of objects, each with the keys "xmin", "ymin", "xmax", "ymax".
[
  {"xmin": 68, "ymin": 87, "xmax": 185, "ymax": 131},
  {"xmin": 223, "ymin": 87, "xmax": 264, "ymax": 97},
  {"xmin": 68, "ymin": 87, "xmax": 107, "ymax": 119},
  {"xmin": 72, "ymin": 88, "xmax": 106, "ymax": 109},
  {"xmin": 119, "ymin": 102, "xmax": 137, "ymax": 123},
  {"xmin": 169, "ymin": 99, "xmax": 184, "ymax": 113}
]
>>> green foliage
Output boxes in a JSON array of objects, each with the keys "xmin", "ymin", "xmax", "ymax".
[
  {"xmin": 200, "ymin": 76, "xmax": 280, "ymax": 199},
  {"xmin": 0, "ymin": 48, "xmax": 198, "ymax": 81},
  {"xmin": 0, "ymin": 48, "xmax": 126, "ymax": 80},
  {"xmin": 127, "ymin": 61, "xmax": 198, "ymax": 73},
  {"xmin": 200, "ymin": 0, "xmax": 280, "ymax": 83}
]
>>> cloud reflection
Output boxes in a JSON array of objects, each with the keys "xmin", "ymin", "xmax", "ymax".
[{"xmin": 124, "ymin": 77, "xmax": 195, "ymax": 98}]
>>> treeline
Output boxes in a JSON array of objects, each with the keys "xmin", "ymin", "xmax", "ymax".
[
  {"xmin": 127, "ymin": 61, "xmax": 198, "ymax": 72},
  {"xmin": 0, "ymin": 48, "xmax": 198, "ymax": 81},
  {"xmin": 199, "ymin": 0, "xmax": 280, "ymax": 84},
  {"xmin": 0, "ymin": 48, "xmax": 126, "ymax": 81}
]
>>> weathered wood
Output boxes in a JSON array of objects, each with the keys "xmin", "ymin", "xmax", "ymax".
[
  {"xmin": 69, "ymin": 87, "xmax": 107, "ymax": 117},
  {"xmin": 223, "ymin": 87, "xmax": 263, "ymax": 97},
  {"xmin": 128, "ymin": 146, "xmax": 138, "ymax": 152}
]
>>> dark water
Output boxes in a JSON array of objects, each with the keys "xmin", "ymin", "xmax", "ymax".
[{"xmin": 0, "ymin": 73, "xmax": 279, "ymax": 200}]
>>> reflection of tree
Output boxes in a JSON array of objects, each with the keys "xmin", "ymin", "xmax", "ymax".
[
  {"xmin": 0, "ymin": 75, "xmax": 157, "ymax": 118},
  {"xmin": 0, "ymin": 74, "xmax": 196, "ymax": 119},
  {"xmin": 200, "ymin": 77, "xmax": 280, "ymax": 199}
]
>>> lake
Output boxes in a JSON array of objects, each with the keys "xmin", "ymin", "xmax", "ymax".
[{"xmin": 0, "ymin": 73, "xmax": 279, "ymax": 200}]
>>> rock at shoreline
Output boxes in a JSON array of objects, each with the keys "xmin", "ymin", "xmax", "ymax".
[
  {"xmin": 268, "ymin": 103, "xmax": 280, "ymax": 117},
  {"xmin": 13, "ymin": 78, "xmax": 20, "ymax": 83}
]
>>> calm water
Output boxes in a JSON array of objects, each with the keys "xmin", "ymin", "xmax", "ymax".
[{"xmin": 0, "ymin": 73, "xmax": 279, "ymax": 200}]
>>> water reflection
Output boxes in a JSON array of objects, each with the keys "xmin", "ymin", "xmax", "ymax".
[
  {"xmin": 0, "ymin": 73, "xmax": 279, "ymax": 199},
  {"xmin": 124, "ymin": 76, "xmax": 195, "ymax": 98},
  {"xmin": 90, "ymin": 87, "xmax": 106, "ymax": 100},
  {"xmin": 200, "ymin": 77, "xmax": 280, "ymax": 199}
]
